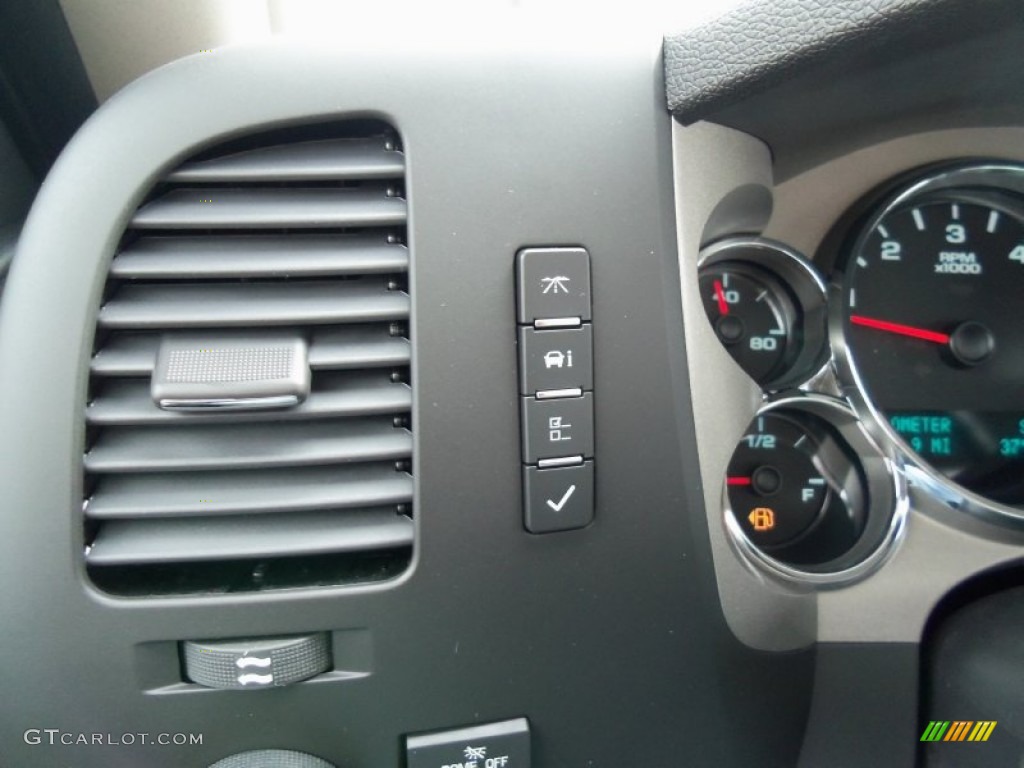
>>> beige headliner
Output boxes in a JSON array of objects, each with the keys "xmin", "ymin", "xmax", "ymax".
[{"xmin": 59, "ymin": 0, "xmax": 746, "ymax": 102}]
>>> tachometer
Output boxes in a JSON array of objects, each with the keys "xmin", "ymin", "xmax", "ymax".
[{"xmin": 836, "ymin": 164, "xmax": 1024, "ymax": 519}]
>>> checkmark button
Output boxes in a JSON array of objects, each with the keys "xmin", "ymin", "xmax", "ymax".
[
  {"xmin": 546, "ymin": 484, "xmax": 576, "ymax": 512},
  {"xmin": 524, "ymin": 461, "xmax": 593, "ymax": 533}
]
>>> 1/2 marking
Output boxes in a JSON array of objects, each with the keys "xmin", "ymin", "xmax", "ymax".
[{"xmin": 743, "ymin": 433, "xmax": 776, "ymax": 449}]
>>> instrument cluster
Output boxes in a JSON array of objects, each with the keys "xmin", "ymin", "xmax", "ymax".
[{"xmin": 698, "ymin": 161, "xmax": 1024, "ymax": 584}]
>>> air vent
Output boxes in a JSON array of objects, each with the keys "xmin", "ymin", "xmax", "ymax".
[{"xmin": 84, "ymin": 121, "xmax": 413, "ymax": 595}]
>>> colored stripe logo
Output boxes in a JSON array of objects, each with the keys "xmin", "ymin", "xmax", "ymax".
[{"xmin": 920, "ymin": 721, "xmax": 997, "ymax": 742}]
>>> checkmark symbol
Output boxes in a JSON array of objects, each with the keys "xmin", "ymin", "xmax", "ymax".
[{"xmin": 546, "ymin": 484, "xmax": 577, "ymax": 512}]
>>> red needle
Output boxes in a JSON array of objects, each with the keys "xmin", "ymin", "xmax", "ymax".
[
  {"xmin": 727, "ymin": 477, "xmax": 752, "ymax": 486},
  {"xmin": 713, "ymin": 280, "xmax": 729, "ymax": 315},
  {"xmin": 850, "ymin": 315, "xmax": 951, "ymax": 344}
]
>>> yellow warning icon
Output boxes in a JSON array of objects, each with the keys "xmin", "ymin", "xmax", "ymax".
[{"xmin": 748, "ymin": 507, "xmax": 776, "ymax": 532}]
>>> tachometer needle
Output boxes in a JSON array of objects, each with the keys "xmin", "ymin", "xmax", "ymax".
[
  {"xmin": 713, "ymin": 279, "xmax": 730, "ymax": 315},
  {"xmin": 850, "ymin": 315, "xmax": 950, "ymax": 344},
  {"xmin": 726, "ymin": 476, "xmax": 752, "ymax": 486}
]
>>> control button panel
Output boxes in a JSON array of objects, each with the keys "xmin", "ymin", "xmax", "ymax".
[
  {"xmin": 524, "ymin": 461, "xmax": 594, "ymax": 533},
  {"xmin": 521, "ymin": 393, "xmax": 594, "ymax": 463},
  {"xmin": 516, "ymin": 247, "xmax": 594, "ymax": 533},
  {"xmin": 516, "ymin": 247, "xmax": 591, "ymax": 324},
  {"xmin": 518, "ymin": 325, "xmax": 593, "ymax": 395},
  {"xmin": 181, "ymin": 633, "xmax": 331, "ymax": 690},
  {"xmin": 407, "ymin": 718, "xmax": 531, "ymax": 768}
]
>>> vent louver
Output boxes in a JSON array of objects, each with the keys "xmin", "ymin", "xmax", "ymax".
[{"xmin": 84, "ymin": 122, "xmax": 414, "ymax": 595}]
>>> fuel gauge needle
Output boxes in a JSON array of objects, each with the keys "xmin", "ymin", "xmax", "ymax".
[
  {"xmin": 850, "ymin": 315, "xmax": 950, "ymax": 344},
  {"xmin": 713, "ymin": 279, "xmax": 730, "ymax": 315}
]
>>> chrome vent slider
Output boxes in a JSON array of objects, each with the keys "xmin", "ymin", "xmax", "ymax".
[{"xmin": 152, "ymin": 334, "xmax": 311, "ymax": 412}]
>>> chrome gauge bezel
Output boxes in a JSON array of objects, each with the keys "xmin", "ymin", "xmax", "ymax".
[
  {"xmin": 698, "ymin": 236, "xmax": 831, "ymax": 391},
  {"xmin": 722, "ymin": 394, "xmax": 909, "ymax": 588},
  {"xmin": 830, "ymin": 161, "xmax": 1024, "ymax": 530}
]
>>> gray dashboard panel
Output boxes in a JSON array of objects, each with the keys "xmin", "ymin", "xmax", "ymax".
[
  {"xmin": 676, "ymin": 122, "xmax": 1024, "ymax": 652},
  {"xmin": 672, "ymin": 120, "xmax": 818, "ymax": 652},
  {"xmin": 0, "ymin": 35, "xmax": 814, "ymax": 768}
]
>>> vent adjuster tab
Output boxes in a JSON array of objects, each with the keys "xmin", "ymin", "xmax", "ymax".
[{"xmin": 152, "ymin": 334, "xmax": 310, "ymax": 412}]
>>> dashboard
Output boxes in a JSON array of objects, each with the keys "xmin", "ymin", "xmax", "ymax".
[{"xmin": 0, "ymin": 1, "xmax": 1023, "ymax": 767}]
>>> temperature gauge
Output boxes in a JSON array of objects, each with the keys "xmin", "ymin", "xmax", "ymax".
[
  {"xmin": 698, "ymin": 238, "xmax": 829, "ymax": 390},
  {"xmin": 699, "ymin": 263, "xmax": 799, "ymax": 387}
]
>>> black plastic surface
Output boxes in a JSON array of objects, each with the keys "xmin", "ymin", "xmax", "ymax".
[
  {"xmin": 797, "ymin": 643, "xmax": 920, "ymax": 767},
  {"xmin": 0, "ymin": 40, "xmax": 815, "ymax": 766},
  {"xmin": 665, "ymin": 0, "xmax": 1024, "ymax": 179},
  {"xmin": 923, "ymin": 585, "xmax": 1024, "ymax": 766},
  {"xmin": 665, "ymin": 0, "xmax": 966, "ymax": 121}
]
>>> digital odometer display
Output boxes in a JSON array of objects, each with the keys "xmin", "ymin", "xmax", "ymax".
[
  {"xmin": 842, "ymin": 194, "xmax": 1024, "ymax": 507},
  {"xmin": 887, "ymin": 412, "xmax": 1024, "ymax": 505}
]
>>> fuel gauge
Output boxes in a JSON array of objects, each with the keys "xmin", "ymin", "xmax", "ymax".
[
  {"xmin": 723, "ymin": 396, "xmax": 907, "ymax": 584},
  {"xmin": 726, "ymin": 411, "xmax": 865, "ymax": 562}
]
